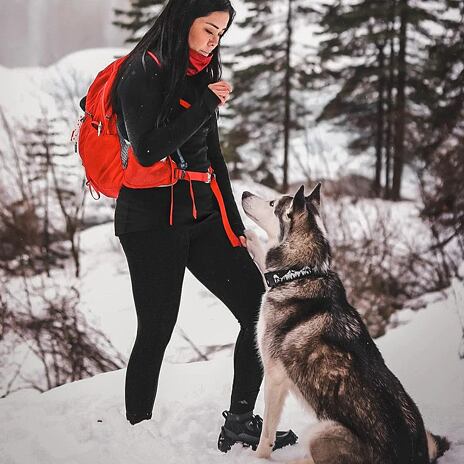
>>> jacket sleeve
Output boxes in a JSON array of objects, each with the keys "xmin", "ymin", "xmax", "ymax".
[
  {"xmin": 117, "ymin": 58, "xmax": 220, "ymax": 167},
  {"xmin": 207, "ymin": 117, "xmax": 245, "ymax": 237}
]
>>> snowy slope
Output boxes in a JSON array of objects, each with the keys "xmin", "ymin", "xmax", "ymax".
[
  {"xmin": 0, "ymin": 276, "xmax": 463, "ymax": 464},
  {"xmin": 0, "ymin": 48, "xmax": 128, "ymax": 126}
]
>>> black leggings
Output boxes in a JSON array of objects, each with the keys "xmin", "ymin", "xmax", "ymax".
[{"xmin": 119, "ymin": 212, "xmax": 265, "ymax": 420}]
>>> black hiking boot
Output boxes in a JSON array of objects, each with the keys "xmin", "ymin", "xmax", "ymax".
[{"xmin": 217, "ymin": 410, "xmax": 298, "ymax": 453}]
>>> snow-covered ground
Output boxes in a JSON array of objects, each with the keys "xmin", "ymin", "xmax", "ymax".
[{"xmin": 1, "ymin": 265, "xmax": 463, "ymax": 463}]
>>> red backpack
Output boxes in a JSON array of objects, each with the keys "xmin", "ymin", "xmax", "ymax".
[{"xmin": 73, "ymin": 51, "xmax": 174, "ymax": 199}]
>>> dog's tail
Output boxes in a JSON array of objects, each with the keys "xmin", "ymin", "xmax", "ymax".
[{"xmin": 427, "ymin": 430, "xmax": 450, "ymax": 463}]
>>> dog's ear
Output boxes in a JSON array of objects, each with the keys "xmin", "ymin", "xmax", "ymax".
[
  {"xmin": 306, "ymin": 182, "xmax": 321, "ymax": 207},
  {"xmin": 291, "ymin": 185, "xmax": 306, "ymax": 213}
]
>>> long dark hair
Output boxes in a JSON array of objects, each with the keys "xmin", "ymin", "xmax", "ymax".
[{"xmin": 112, "ymin": 0, "xmax": 235, "ymax": 126}]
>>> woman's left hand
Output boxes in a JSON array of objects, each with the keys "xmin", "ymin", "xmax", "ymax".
[
  {"xmin": 208, "ymin": 81, "xmax": 233, "ymax": 106},
  {"xmin": 239, "ymin": 235, "xmax": 247, "ymax": 247}
]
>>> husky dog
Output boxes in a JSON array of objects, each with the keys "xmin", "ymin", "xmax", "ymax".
[{"xmin": 241, "ymin": 184, "xmax": 449, "ymax": 464}]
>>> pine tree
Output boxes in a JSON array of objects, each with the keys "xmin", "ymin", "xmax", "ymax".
[
  {"xmin": 413, "ymin": 0, "xmax": 464, "ymax": 269},
  {"xmin": 316, "ymin": 0, "xmax": 393, "ymax": 195},
  {"xmin": 227, "ymin": 0, "xmax": 317, "ymax": 191},
  {"xmin": 384, "ymin": 0, "xmax": 396, "ymax": 198},
  {"xmin": 113, "ymin": 0, "xmax": 165, "ymax": 43},
  {"xmin": 316, "ymin": 0, "xmax": 443, "ymax": 200},
  {"xmin": 21, "ymin": 115, "xmax": 84, "ymax": 276},
  {"xmin": 22, "ymin": 116, "xmax": 61, "ymax": 275}
]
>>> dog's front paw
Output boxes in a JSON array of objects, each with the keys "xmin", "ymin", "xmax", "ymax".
[{"xmin": 256, "ymin": 439, "xmax": 273, "ymax": 459}]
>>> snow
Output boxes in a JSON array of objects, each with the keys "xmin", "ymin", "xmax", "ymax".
[
  {"xmin": 1, "ymin": 222, "xmax": 463, "ymax": 462},
  {"xmin": 0, "ymin": 47, "xmax": 126, "ymax": 120}
]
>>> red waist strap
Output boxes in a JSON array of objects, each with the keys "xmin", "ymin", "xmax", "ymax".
[
  {"xmin": 169, "ymin": 166, "xmax": 241, "ymax": 248},
  {"xmin": 210, "ymin": 175, "xmax": 242, "ymax": 247}
]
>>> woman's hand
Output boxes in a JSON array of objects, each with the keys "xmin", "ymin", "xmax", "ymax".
[
  {"xmin": 239, "ymin": 235, "xmax": 247, "ymax": 247},
  {"xmin": 208, "ymin": 80, "xmax": 233, "ymax": 106},
  {"xmin": 242, "ymin": 229, "xmax": 266, "ymax": 272}
]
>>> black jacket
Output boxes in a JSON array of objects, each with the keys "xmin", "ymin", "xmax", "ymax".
[{"xmin": 112, "ymin": 53, "xmax": 245, "ymax": 237}]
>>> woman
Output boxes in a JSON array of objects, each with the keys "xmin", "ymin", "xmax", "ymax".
[{"xmin": 112, "ymin": 0, "xmax": 296, "ymax": 452}]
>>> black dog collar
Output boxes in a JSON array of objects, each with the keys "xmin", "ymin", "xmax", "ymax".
[{"xmin": 264, "ymin": 266, "xmax": 326, "ymax": 288}]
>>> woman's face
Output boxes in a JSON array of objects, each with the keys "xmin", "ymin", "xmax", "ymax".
[{"xmin": 188, "ymin": 11, "xmax": 230, "ymax": 56}]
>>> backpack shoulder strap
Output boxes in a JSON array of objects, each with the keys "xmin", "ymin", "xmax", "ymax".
[{"xmin": 142, "ymin": 50, "xmax": 162, "ymax": 73}]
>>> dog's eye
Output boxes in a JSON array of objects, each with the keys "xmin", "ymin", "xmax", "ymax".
[{"xmin": 269, "ymin": 201, "xmax": 275, "ymax": 207}]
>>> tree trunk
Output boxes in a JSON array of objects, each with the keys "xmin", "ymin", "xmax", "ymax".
[
  {"xmin": 282, "ymin": 0, "xmax": 293, "ymax": 193},
  {"xmin": 44, "ymin": 144, "xmax": 51, "ymax": 277},
  {"xmin": 385, "ymin": 0, "xmax": 396, "ymax": 199},
  {"xmin": 392, "ymin": 0, "xmax": 407, "ymax": 201},
  {"xmin": 374, "ymin": 43, "xmax": 386, "ymax": 197}
]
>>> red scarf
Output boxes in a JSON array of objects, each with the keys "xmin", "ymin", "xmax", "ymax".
[{"xmin": 187, "ymin": 49, "xmax": 212, "ymax": 76}]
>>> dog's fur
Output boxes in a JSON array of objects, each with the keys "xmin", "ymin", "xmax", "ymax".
[{"xmin": 241, "ymin": 184, "xmax": 449, "ymax": 464}]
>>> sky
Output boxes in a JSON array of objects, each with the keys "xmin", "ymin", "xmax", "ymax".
[{"xmin": 0, "ymin": 0, "xmax": 127, "ymax": 67}]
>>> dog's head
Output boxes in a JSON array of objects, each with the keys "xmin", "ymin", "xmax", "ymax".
[
  {"xmin": 242, "ymin": 184, "xmax": 326, "ymax": 242},
  {"xmin": 242, "ymin": 184, "xmax": 330, "ymax": 268}
]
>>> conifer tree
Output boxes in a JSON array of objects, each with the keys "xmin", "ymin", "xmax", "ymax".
[
  {"xmin": 316, "ymin": 0, "xmax": 391, "ymax": 195},
  {"xmin": 413, "ymin": 0, "xmax": 464, "ymax": 267},
  {"xmin": 316, "ymin": 0, "xmax": 443, "ymax": 200},
  {"xmin": 228, "ymin": 0, "xmax": 316, "ymax": 191},
  {"xmin": 21, "ymin": 115, "xmax": 84, "ymax": 276},
  {"xmin": 113, "ymin": 0, "xmax": 165, "ymax": 43},
  {"xmin": 22, "ymin": 116, "xmax": 62, "ymax": 275}
]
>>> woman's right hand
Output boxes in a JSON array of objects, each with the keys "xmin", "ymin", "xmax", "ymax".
[{"xmin": 208, "ymin": 81, "xmax": 233, "ymax": 106}]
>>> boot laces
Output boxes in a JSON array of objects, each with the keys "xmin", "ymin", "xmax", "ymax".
[{"xmin": 247, "ymin": 414, "xmax": 263, "ymax": 433}]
